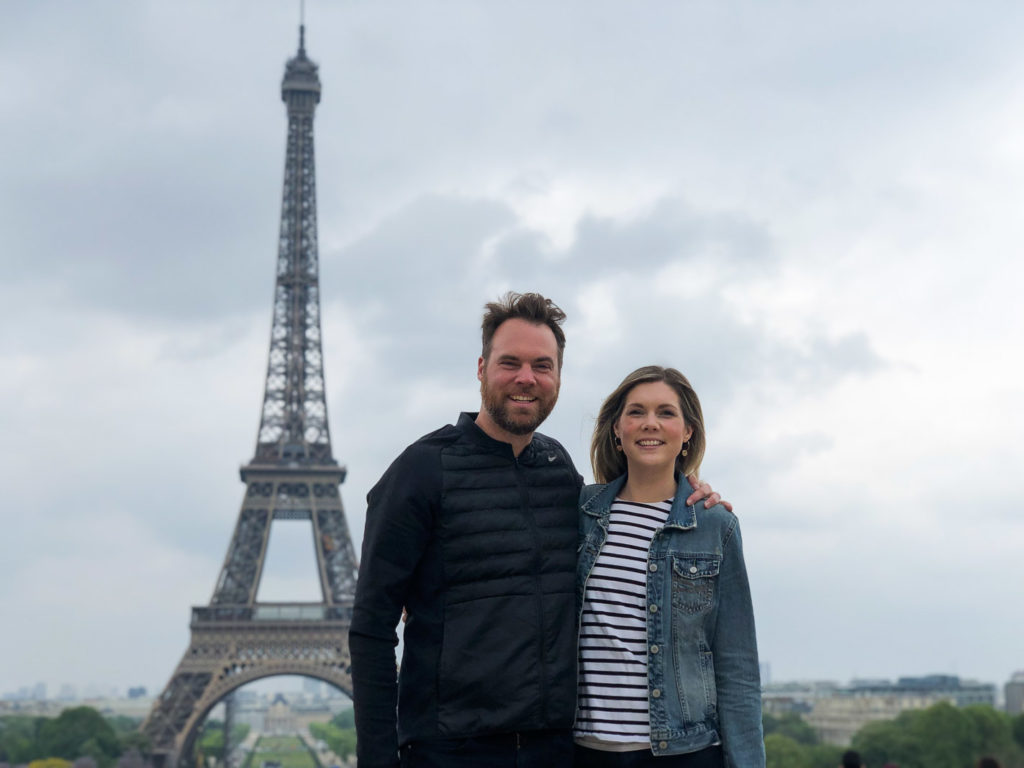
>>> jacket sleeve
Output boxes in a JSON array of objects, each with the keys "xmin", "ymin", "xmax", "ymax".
[
  {"xmin": 349, "ymin": 447, "xmax": 439, "ymax": 768},
  {"xmin": 712, "ymin": 516, "xmax": 766, "ymax": 768}
]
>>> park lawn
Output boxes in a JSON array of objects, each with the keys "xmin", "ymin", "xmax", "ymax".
[{"xmin": 252, "ymin": 735, "xmax": 318, "ymax": 768}]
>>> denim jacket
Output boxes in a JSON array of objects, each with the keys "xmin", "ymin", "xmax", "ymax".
[{"xmin": 577, "ymin": 476, "xmax": 765, "ymax": 767}]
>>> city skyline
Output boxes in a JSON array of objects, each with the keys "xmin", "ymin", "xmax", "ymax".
[{"xmin": 2, "ymin": 2, "xmax": 1023, "ymax": 694}]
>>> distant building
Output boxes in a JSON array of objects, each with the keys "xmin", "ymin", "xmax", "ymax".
[
  {"xmin": 232, "ymin": 689, "xmax": 346, "ymax": 734},
  {"xmin": 83, "ymin": 696, "xmax": 155, "ymax": 719},
  {"xmin": 1006, "ymin": 671, "xmax": 1024, "ymax": 714},
  {"xmin": 806, "ymin": 693, "xmax": 941, "ymax": 745},
  {"xmin": 57, "ymin": 684, "xmax": 78, "ymax": 702},
  {"xmin": 762, "ymin": 680, "xmax": 840, "ymax": 715},
  {"xmin": 127, "ymin": 686, "xmax": 148, "ymax": 699},
  {"xmin": 264, "ymin": 694, "xmax": 297, "ymax": 735},
  {"xmin": 790, "ymin": 675, "xmax": 999, "ymax": 749},
  {"xmin": 846, "ymin": 675, "xmax": 995, "ymax": 708}
]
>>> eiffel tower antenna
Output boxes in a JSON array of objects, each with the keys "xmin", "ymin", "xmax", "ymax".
[{"xmin": 142, "ymin": 26, "xmax": 359, "ymax": 768}]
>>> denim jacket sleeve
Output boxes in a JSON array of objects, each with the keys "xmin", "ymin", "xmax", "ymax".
[{"xmin": 713, "ymin": 517, "xmax": 765, "ymax": 768}]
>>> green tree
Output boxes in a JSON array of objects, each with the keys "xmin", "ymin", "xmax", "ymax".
[
  {"xmin": 329, "ymin": 709, "xmax": 354, "ymax": 730},
  {"xmin": 908, "ymin": 701, "xmax": 974, "ymax": 768},
  {"xmin": 28, "ymin": 758, "xmax": 72, "ymax": 768},
  {"xmin": 804, "ymin": 743, "xmax": 845, "ymax": 768},
  {"xmin": 309, "ymin": 722, "xmax": 356, "ymax": 761},
  {"xmin": 0, "ymin": 715, "xmax": 45, "ymax": 764},
  {"xmin": 765, "ymin": 733, "xmax": 811, "ymax": 768},
  {"xmin": 852, "ymin": 716, "xmax": 923, "ymax": 768},
  {"xmin": 1013, "ymin": 712, "xmax": 1024, "ymax": 751},
  {"xmin": 35, "ymin": 708, "xmax": 121, "ymax": 767},
  {"xmin": 763, "ymin": 712, "xmax": 818, "ymax": 746},
  {"xmin": 963, "ymin": 704, "xmax": 1014, "ymax": 758},
  {"xmin": 197, "ymin": 719, "xmax": 250, "ymax": 763},
  {"xmin": 102, "ymin": 718, "xmax": 135, "ymax": 738}
]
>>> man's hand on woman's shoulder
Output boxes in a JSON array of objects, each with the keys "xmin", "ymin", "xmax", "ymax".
[{"xmin": 685, "ymin": 474, "xmax": 733, "ymax": 512}]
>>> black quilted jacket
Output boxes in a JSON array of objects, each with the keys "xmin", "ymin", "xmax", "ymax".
[{"xmin": 350, "ymin": 412, "xmax": 583, "ymax": 768}]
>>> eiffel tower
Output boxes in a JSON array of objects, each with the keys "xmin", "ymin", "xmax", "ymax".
[{"xmin": 142, "ymin": 27, "xmax": 358, "ymax": 768}]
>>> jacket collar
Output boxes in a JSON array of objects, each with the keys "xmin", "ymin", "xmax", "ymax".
[
  {"xmin": 582, "ymin": 473, "xmax": 698, "ymax": 530},
  {"xmin": 457, "ymin": 411, "xmax": 537, "ymax": 461}
]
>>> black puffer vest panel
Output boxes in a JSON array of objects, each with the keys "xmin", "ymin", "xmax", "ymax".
[{"xmin": 431, "ymin": 415, "xmax": 580, "ymax": 735}]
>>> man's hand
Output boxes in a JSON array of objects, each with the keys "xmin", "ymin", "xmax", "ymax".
[{"xmin": 685, "ymin": 474, "xmax": 733, "ymax": 512}]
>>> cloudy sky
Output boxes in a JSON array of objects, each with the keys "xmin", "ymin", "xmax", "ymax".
[{"xmin": 2, "ymin": 1, "xmax": 1023, "ymax": 700}]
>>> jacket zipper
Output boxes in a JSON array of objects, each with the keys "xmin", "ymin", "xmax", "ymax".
[{"xmin": 515, "ymin": 455, "xmax": 548, "ymax": 723}]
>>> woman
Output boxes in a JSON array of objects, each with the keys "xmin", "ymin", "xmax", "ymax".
[{"xmin": 575, "ymin": 366, "xmax": 764, "ymax": 767}]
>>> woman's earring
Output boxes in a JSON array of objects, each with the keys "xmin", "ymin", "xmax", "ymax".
[
  {"xmin": 681, "ymin": 441, "xmax": 689, "ymax": 458},
  {"xmin": 614, "ymin": 435, "xmax": 622, "ymax": 451}
]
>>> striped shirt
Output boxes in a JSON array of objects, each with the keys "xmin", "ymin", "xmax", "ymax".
[{"xmin": 574, "ymin": 497, "xmax": 672, "ymax": 746}]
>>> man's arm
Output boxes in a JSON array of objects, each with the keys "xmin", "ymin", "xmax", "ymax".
[{"xmin": 349, "ymin": 450, "xmax": 437, "ymax": 768}]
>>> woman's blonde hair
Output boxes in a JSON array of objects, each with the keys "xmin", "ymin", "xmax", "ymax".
[{"xmin": 590, "ymin": 365, "xmax": 706, "ymax": 484}]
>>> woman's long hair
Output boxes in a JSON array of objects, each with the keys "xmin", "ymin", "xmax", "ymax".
[{"xmin": 590, "ymin": 365, "xmax": 706, "ymax": 484}]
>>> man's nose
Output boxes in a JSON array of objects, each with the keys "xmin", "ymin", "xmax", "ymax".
[{"xmin": 514, "ymin": 365, "xmax": 537, "ymax": 384}]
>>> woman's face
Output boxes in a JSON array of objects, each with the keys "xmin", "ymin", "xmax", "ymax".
[{"xmin": 613, "ymin": 381, "xmax": 693, "ymax": 475}]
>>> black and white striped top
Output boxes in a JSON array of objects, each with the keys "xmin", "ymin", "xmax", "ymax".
[{"xmin": 574, "ymin": 497, "xmax": 672, "ymax": 746}]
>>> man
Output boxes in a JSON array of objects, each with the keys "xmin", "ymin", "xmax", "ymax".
[
  {"xmin": 350, "ymin": 292, "xmax": 720, "ymax": 768},
  {"xmin": 842, "ymin": 750, "xmax": 865, "ymax": 768}
]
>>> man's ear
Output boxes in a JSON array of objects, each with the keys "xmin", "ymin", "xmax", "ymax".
[{"xmin": 477, "ymin": 356, "xmax": 486, "ymax": 381}]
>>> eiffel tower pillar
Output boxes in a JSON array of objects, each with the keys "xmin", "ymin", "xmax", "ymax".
[
  {"xmin": 221, "ymin": 693, "xmax": 235, "ymax": 768},
  {"xmin": 142, "ymin": 27, "xmax": 358, "ymax": 768}
]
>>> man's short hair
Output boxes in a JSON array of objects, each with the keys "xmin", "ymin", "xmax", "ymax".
[
  {"xmin": 481, "ymin": 291, "xmax": 567, "ymax": 368},
  {"xmin": 842, "ymin": 750, "xmax": 863, "ymax": 768}
]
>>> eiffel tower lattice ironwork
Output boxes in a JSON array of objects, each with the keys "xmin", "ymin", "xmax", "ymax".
[{"xmin": 142, "ymin": 28, "xmax": 358, "ymax": 768}]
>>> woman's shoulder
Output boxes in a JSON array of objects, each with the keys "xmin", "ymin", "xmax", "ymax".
[
  {"xmin": 694, "ymin": 501, "xmax": 742, "ymax": 543},
  {"xmin": 579, "ymin": 482, "xmax": 608, "ymax": 506}
]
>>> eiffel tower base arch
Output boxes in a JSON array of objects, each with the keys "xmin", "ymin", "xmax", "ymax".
[{"xmin": 143, "ymin": 613, "xmax": 353, "ymax": 768}]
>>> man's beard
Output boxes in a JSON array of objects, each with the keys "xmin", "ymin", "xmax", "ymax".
[{"xmin": 480, "ymin": 376, "xmax": 558, "ymax": 436}]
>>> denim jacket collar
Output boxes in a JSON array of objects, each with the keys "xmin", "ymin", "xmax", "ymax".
[{"xmin": 581, "ymin": 473, "xmax": 698, "ymax": 530}]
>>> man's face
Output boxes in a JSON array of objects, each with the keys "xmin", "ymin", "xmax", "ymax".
[{"xmin": 478, "ymin": 318, "xmax": 561, "ymax": 438}]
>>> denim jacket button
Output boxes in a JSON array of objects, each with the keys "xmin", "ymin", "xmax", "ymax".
[
  {"xmin": 689, "ymin": 565, "xmax": 698, "ymax": 574},
  {"xmin": 649, "ymin": 604, "xmax": 658, "ymax": 613},
  {"xmin": 650, "ymin": 644, "xmax": 659, "ymax": 654},
  {"xmin": 649, "ymin": 563, "xmax": 658, "ymax": 572},
  {"xmin": 652, "ymin": 688, "xmax": 661, "ymax": 698},
  {"xmin": 658, "ymin": 741, "xmax": 668, "ymax": 750}
]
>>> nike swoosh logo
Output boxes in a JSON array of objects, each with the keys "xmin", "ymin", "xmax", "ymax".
[{"xmin": 548, "ymin": 454, "xmax": 557, "ymax": 462}]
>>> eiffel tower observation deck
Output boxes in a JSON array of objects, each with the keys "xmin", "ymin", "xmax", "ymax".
[{"xmin": 142, "ymin": 27, "xmax": 359, "ymax": 768}]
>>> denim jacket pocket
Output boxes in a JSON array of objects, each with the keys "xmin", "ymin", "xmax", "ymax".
[{"xmin": 670, "ymin": 555, "xmax": 719, "ymax": 615}]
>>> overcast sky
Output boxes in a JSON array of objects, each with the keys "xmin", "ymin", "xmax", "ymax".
[{"xmin": 2, "ymin": 1, "xmax": 1023, "ymax": 700}]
